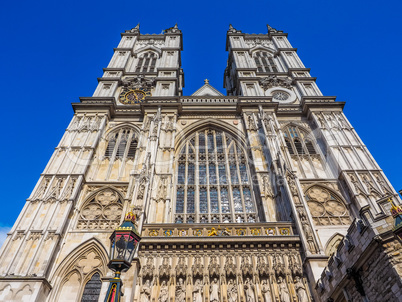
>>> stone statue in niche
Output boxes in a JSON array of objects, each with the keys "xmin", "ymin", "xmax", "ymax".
[
  {"xmin": 277, "ymin": 276, "xmax": 290, "ymax": 302},
  {"xmin": 141, "ymin": 279, "xmax": 151, "ymax": 302},
  {"xmin": 209, "ymin": 277, "xmax": 220, "ymax": 302},
  {"xmin": 244, "ymin": 277, "xmax": 255, "ymax": 302},
  {"xmin": 261, "ymin": 279, "xmax": 272, "ymax": 302},
  {"xmin": 159, "ymin": 280, "xmax": 169, "ymax": 302},
  {"xmin": 192, "ymin": 278, "xmax": 203, "ymax": 302},
  {"xmin": 227, "ymin": 279, "xmax": 238, "ymax": 302},
  {"xmin": 175, "ymin": 278, "xmax": 186, "ymax": 302},
  {"xmin": 294, "ymin": 276, "xmax": 308, "ymax": 302}
]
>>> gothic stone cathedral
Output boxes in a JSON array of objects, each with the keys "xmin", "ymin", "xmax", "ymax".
[{"xmin": 0, "ymin": 24, "xmax": 401, "ymax": 302}]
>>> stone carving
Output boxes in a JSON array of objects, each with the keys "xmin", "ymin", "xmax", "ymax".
[
  {"xmin": 349, "ymin": 174, "xmax": 365, "ymax": 195},
  {"xmin": 165, "ymin": 116, "xmax": 174, "ymax": 131},
  {"xmin": 142, "ymin": 257, "xmax": 155, "ymax": 279},
  {"xmin": 257, "ymin": 254, "xmax": 270, "ymax": 276},
  {"xmin": 137, "ymin": 178, "xmax": 147, "ymax": 201},
  {"xmin": 209, "ymin": 277, "xmax": 220, "ymax": 302},
  {"xmin": 122, "ymin": 75, "xmax": 155, "ymax": 90},
  {"xmin": 227, "ymin": 279, "xmax": 238, "ymax": 302},
  {"xmin": 247, "ymin": 114, "xmax": 258, "ymax": 131},
  {"xmin": 77, "ymin": 188, "xmax": 123, "ymax": 230},
  {"xmin": 192, "ymin": 256, "xmax": 204, "ymax": 277},
  {"xmin": 277, "ymin": 276, "xmax": 291, "ymax": 302},
  {"xmin": 286, "ymin": 175, "xmax": 298, "ymax": 197},
  {"xmin": 361, "ymin": 174, "xmax": 382, "ymax": 197},
  {"xmin": 44, "ymin": 178, "xmax": 64, "ymax": 202},
  {"xmin": 141, "ymin": 279, "xmax": 151, "ymax": 302},
  {"xmin": 244, "ymin": 277, "xmax": 256, "ymax": 302},
  {"xmin": 273, "ymin": 253, "xmax": 285, "ymax": 276},
  {"xmin": 261, "ymin": 279, "xmax": 272, "ymax": 302},
  {"xmin": 176, "ymin": 256, "xmax": 187, "ymax": 278},
  {"xmin": 224, "ymin": 256, "xmax": 236, "ymax": 277},
  {"xmin": 294, "ymin": 276, "xmax": 308, "ymax": 302},
  {"xmin": 193, "ymin": 278, "xmax": 203, "ymax": 302},
  {"xmin": 175, "ymin": 278, "xmax": 186, "ymax": 302},
  {"xmin": 157, "ymin": 176, "xmax": 168, "ymax": 202},
  {"xmin": 263, "ymin": 176, "xmax": 274, "ymax": 198},
  {"xmin": 374, "ymin": 173, "xmax": 392, "ymax": 195},
  {"xmin": 59, "ymin": 178, "xmax": 77, "ymax": 202},
  {"xmin": 159, "ymin": 280, "xmax": 169, "ymax": 302},
  {"xmin": 259, "ymin": 75, "xmax": 292, "ymax": 90},
  {"xmin": 32, "ymin": 177, "xmax": 50, "ymax": 201},
  {"xmin": 288, "ymin": 253, "xmax": 302, "ymax": 277},
  {"xmin": 302, "ymin": 221, "xmax": 317, "ymax": 253},
  {"xmin": 209, "ymin": 256, "xmax": 220, "ymax": 277},
  {"xmin": 244, "ymin": 38, "xmax": 273, "ymax": 48},
  {"xmin": 241, "ymin": 256, "xmax": 253, "ymax": 277},
  {"xmin": 159, "ymin": 256, "xmax": 171, "ymax": 280}
]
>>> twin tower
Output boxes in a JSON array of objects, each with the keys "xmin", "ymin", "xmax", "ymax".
[{"xmin": 0, "ymin": 24, "xmax": 401, "ymax": 302}]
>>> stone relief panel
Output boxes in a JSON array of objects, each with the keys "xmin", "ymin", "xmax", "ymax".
[
  {"xmin": 76, "ymin": 188, "xmax": 123, "ymax": 230},
  {"xmin": 135, "ymin": 248, "xmax": 312, "ymax": 302}
]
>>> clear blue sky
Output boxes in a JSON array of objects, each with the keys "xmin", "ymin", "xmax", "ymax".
[{"xmin": 0, "ymin": 0, "xmax": 401, "ymax": 240}]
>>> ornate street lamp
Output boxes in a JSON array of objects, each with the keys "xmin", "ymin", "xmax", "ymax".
[{"xmin": 104, "ymin": 211, "xmax": 141, "ymax": 302}]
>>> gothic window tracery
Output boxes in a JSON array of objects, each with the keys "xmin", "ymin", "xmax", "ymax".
[
  {"xmin": 283, "ymin": 126, "xmax": 317, "ymax": 156},
  {"xmin": 77, "ymin": 189, "xmax": 123, "ymax": 230},
  {"xmin": 175, "ymin": 129, "xmax": 256, "ymax": 223},
  {"xmin": 253, "ymin": 51, "xmax": 277, "ymax": 73},
  {"xmin": 104, "ymin": 128, "xmax": 138, "ymax": 160},
  {"xmin": 304, "ymin": 186, "xmax": 351, "ymax": 225},
  {"xmin": 136, "ymin": 51, "xmax": 157, "ymax": 73}
]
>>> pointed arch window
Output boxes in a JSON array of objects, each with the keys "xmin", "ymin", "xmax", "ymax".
[
  {"xmin": 104, "ymin": 128, "xmax": 138, "ymax": 160},
  {"xmin": 136, "ymin": 51, "xmax": 157, "ymax": 73},
  {"xmin": 253, "ymin": 51, "xmax": 278, "ymax": 73},
  {"xmin": 283, "ymin": 126, "xmax": 317, "ymax": 156},
  {"xmin": 175, "ymin": 129, "xmax": 257, "ymax": 223},
  {"xmin": 81, "ymin": 272, "xmax": 102, "ymax": 302}
]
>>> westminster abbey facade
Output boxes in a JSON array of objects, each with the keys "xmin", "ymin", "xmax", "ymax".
[{"xmin": 0, "ymin": 24, "xmax": 401, "ymax": 302}]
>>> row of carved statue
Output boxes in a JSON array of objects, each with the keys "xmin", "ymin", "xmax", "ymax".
[
  {"xmin": 138, "ymin": 253, "xmax": 303, "ymax": 282},
  {"xmin": 139, "ymin": 274, "xmax": 309, "ymax": 302}
]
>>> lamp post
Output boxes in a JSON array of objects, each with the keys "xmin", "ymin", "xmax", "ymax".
[{"xmin": 104, "ymin": 211, "xmax": 141, "ymax": 302}]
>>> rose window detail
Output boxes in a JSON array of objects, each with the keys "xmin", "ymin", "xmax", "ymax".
[
  {"xmin": 77, "ymin": 189, "xmax": 123, "ymax": 230},
  {"xmin": 305, "ymin": 186, "xmax": 350, "ymax": 225},
  {"xmin": 272, "ymin": 91, "xmax": 290, "ymax": 101}
]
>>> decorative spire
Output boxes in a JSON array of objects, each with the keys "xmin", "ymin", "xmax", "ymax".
[
  {"xmin": 164, "ymin": 24, "xmax": 181, "ymax": 34},
  {"xmin": 267, "ymin": 24, "xmax": 277, "ymax": 33},
  {"xmin": 126, "ymin": 23, "xmax": 140, "ymax": 34},
  {"xmin": 228, "ymin": 24, "xmax": 241, "ymax": 33}
]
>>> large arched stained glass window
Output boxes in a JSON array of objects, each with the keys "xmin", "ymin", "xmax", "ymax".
[{"xmin": 175, "ymin": 129, "xmax": 257, "ymax": 223}]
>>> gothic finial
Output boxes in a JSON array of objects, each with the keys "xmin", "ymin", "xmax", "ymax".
[
  {"xmin": 229, "ymin": 24, "xmax": 233, "ymax": 30},
  {"xmin": 134, "ymin": 23, "xmax": 140, "ymax": 29},
  {"xmin": 204, "ymin": 79, "xmax": 209, "ymax": 84},
  {"xmin": 174, "ymin": 23, "xmax": 178, "ymax": 28}
]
